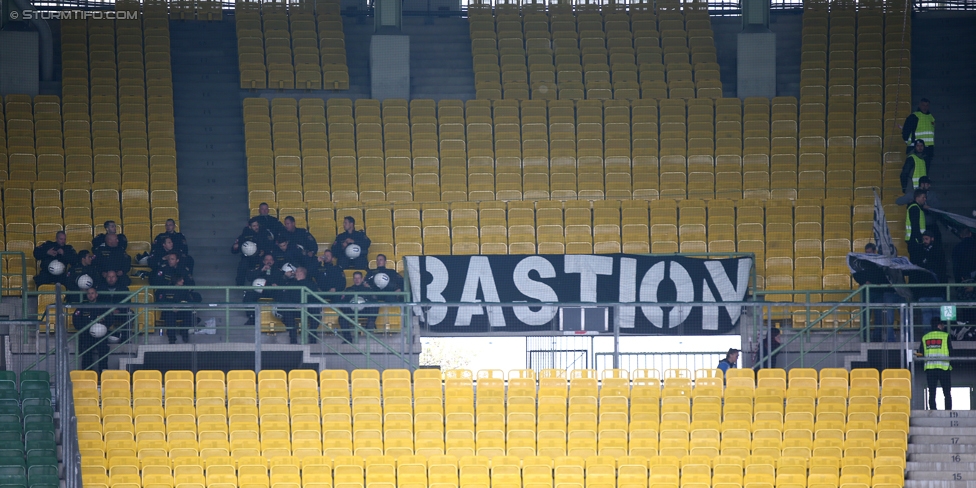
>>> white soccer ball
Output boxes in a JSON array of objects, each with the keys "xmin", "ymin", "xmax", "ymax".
[
  {"xmin": 351, "ymin": 296, "xmax": 367, "ymax": 311},
  {"xmin": 281, "ymin": 263, "xmax": 296, "ymax": 274},
  {"xmin": 47, "ymin": 260, "xmax": 65, "ymax": 276},
  {"xmin": 89, "ymin": 323, "xmax": 107, "ymax": 338},
  {"xmin": 345, "ymin": 244, "xmax": 361, "ymax": 259},
  {"xmin": 252, "ymin": 278, "xmax": 266, "ymax": 293},
  {"xmin": 373, "ymin": 273, "xmax": 390, "ymax": 290},
  {"xmin": 241, "ymin": 241, "xmax": 258, "ymax": 256},
  {"xmin": 77, "ymin": 274, "xmax": 94, "ymax": 290}
]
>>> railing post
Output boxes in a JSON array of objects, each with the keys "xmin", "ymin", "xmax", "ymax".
[
  {"xmin": 612, "ymin": 305, "xmax": 620, "ymax": 369},
  {"xmin": 254, "ymin": 304, "xmax": 262, "ymax": 373}
]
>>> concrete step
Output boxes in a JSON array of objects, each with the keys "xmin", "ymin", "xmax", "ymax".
[
  {"xmin": 912, "ymin": 417, "xmax": 976, "ymax": 427},
  {"xmin": 909, "ymin": 463, "xmax": 976, "ymax": 471},
  {"xmin": 911, "ymin": 454, "xmax": 976, "ymax": 463},
  {"xmin": 909, "ymin": 472, "xmax": 976, "ymax": 482},
  {"xmin": 911, "ymin": 435, "xmax": 976, "ymax": 445},
  {"xmin": 912, "ymin": 427, "xmax": 976, "ymax": 435},
  {"xmin": 909, "ymin": 444, "xmax": 976, "ymax": 454},
  {"xmin": 905, "ymin": 482, "xmax": 976, "ymax": 488},
  {"xmin": 912, "ymin": 410, "xmax": 976, "ymax": 418}
]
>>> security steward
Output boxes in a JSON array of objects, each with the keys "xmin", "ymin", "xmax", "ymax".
[
  {"xmin": 151, "ymin": 251, "xmax": 196, "ymax": 287},
  {"xmin": 331, "ymin": 216, "xmax": 371, "ymax": 270},
  {"xmin": 900, "ymin": 139, "xmax": 929, "ymax": 194},
  {"xmin": 93, "ymin": 233, "xmax": 131, "ymax": 287},
  {"xmin": 363, "ymin": 254, "xmax": 404, "ymax": 329},
  {"xmin": 93, "ymin": 220, "xmax": 128, "ymax": 250},
  {"xmin": 254, "ymin": 203, "xmax": 285, "ymax": 239},
  {"xmin": 96, "ymin": 271, "xmax": 131, "ymax": 341},
  {"xmin": 906, "ymin": 189, "xmax": 930, "ymax": 261},
  {"xmin": 338, "ymin": 271, "xmax": 376, "ymax": 343},
  {"xmin": 74, "ymin": 287, "xmax": 110, "ymax": 373},
  {"xmin": 900, "ymin": 98, "xmax": 935, "ymax": 162},
  {"xmin": 65, "ymin": 251, "xmax": 97, "ymax": 302},
  {"xmin": 156, "ymin": 273, "xmax": 201, "ymax": 344},
  {"xmin": 270, "ymin": 237, "xmax": 305, "ymax": 270},
  {"xmin": 153, "ymin": 219, "xmax": 189, "ymax": 256},
  {"xmin": 243, "ymin": 254, "xmax": 281, "ymax": 325},
  {"xmin": 918, "ymin": 317, "xmax": 953, "ymax": 410},
  {"xmin": 277, "ymin": 266, "xmax": 320, "ymax": 344},
  {"xmin": 281, "ymin": 216, "xmax": 318, "ymax": 258},
  {"xmin": 232, "ymin": 218, "xmax": 271, "ymax": 286},
  {"xmin": 33, "ymin": 231, "xmax": 78, "ymax": 287}
]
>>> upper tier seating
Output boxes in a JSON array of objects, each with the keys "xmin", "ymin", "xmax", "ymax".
[
  {"xmin": 469, "ymin": 0, "xmax": 721, "ymax": 101},
  {"xmin": 73, "ymin": 367, "xmax": 910, "ymax": 488},
  {"xmin": 799, "ymin": 0, "xmax": 912, "ymax": 256},
  {"xmin": 0, "ymin": 371, "xmax": 57, "ymax": 488},
  {"xmin": 236, "ymin": 0, "xmax": 350, "ymax": 90},
  {"xmin": 1, "ymin": 7, "xmax": 178, "ymax": 295}
]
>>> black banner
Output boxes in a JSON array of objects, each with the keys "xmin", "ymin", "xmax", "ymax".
[{"xmin": 405, "ymin": 254, "xmax": 753, "ymax": 335}]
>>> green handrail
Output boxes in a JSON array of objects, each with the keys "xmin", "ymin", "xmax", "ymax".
[{"xmin": 0, "ymin": 251, "xmax": 30, "ymax": 319}]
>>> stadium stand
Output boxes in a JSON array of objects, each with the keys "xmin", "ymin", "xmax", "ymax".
[
  {"xmin": 0, "ymin": 3, "xmax": 179, "ymax": 295},
  {"xmin": 0, "ymin": 371, "xmax": 58, "ymax": 488},
  {"xmin": 71, "ymin": 368, "xmax": 910, "ymax": 488},
  {"xmin": 468, "ymin": 0, "xmax": 722, "ymax": 101},
  {"xmin": 799, "ymin": 0, "xmax": 912, "ymax": 255},
  {"xmin": 242, "ymin": 96, "xmax": 878, "ymax": 295},
  {"xmin": 236, "ymin": 0, "xmax": 350, "ymax": 90}
]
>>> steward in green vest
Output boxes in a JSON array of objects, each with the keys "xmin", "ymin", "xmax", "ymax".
[
  {"xmin": 918, "ymin": 317, "xmax": 953, "ymax": 410},
  {"xmin": 900, "ymin": 140, "xmax": 929, "ymax": 193},
  {"xmin": 901, "ymin": 98, "xmax": 935, "ymax": 162},
  {"xmin": 905, "ymin": 189, "xmax": 928, "ymax": 261}
]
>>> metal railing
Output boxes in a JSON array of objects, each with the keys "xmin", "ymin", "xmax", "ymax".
[{"xmin": 595, "ymin": 350, "xmax": 729, "ymax": 371}]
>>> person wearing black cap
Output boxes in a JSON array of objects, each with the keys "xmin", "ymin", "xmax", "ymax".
[
  {"xmin": 918, "ymin": 317, "xmax": 952, "ymax": 410},
  {"xmin": 901, "ymin": 139, "xmax": 930, "ymax": 194},
  {"xmin": 717, "ymin": 349, "xmax": 739, "ymax": 374},
  {"xmin": 156, "ymin": 274, "xmax": 201, "ymax": 344},
  {"xmin": 753, "ymin": 328, "xmax": 782, "ymax": 370}
]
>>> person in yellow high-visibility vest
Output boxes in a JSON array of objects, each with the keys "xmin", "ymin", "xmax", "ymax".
[
  {"xmin": 906, "ymin": 189, "xmax": 929, "ymax": 260},
  {"xmin": 900, "ymin": 140, "xmax": 929, "ymax": 194},
  {"xmin": 900, "ymin": 98, "xmax": 936, "ymax": 163},
  {"xmin": 918, "ymin": 317, "xmax": 953, "ymax": 410}
]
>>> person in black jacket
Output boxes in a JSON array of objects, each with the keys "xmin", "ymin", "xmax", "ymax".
[
  {"xmin": 65, "ymin": 251, "xmax": 97, "ymax": 302},
  {"xmin": 93, "ymin": 234, "xmax": 131, "ymax": 287},
  {"xmin": 338, "ymin": 272, "xmax": 376, "ymax": 343},
  {"xmin": 150, "ymin": 252, "xmax": 196, "ymax": 288},
  {"xmin": 753, "ymin": 328, "xmax": 783, "ymax": 370},
  {"xmin": 270, "ymin": 237, "xmax": 305, "ymax": 270},
  {"xmin": 313, "ymin": 250, "xmax": 346, "ymax": 296},
  {"xmin": 277, "ymin": 267, "xmax": 321, "ymax": 344},
  {"xmin": 156, "ymin": 274, "xmax": 201, "ymax": 344},
  {"xmin": 153, "ymin": 219, "xmax": 189, "ymax": 257},
  {"xmin": 33, "ymin": 231, "xmax": 78, "ymax": 287},
  {"xmin": 92, "ymin": 220, "xmax": 128, "ymax": 251},
  {"xmin": 914, "ymin": 231, "xmax": 948, "ymax": 328},
  {"xmin": 852, "ymin": 243, "xmax": 901, "ymax": 342},
  {"xmin": 253, "ymin": 203, "xmax": 285, "ymax": 240},
  {"xmin": 331, "ymin": 216, "xmax": 371, "ymax": 270},
  {"xmin": 96, "ymin": 272, "xmax": 131, "ymax": 342},
  {"xmin": 149, "ymin": 237, "xmax": 195, "ymax": 275},
  {"xmin": 281, "ymin": 216, "xmax": 318, "ymax": 258},
  {"xmin": 73, "ymin": 287, "xmax": 110, "ymax": 373},
  {"xmin": 232, "ymin": 218, "xmax": 271, "ymax": 286},
  {"xmin": 364, "ymin": 254, "xmax": 404, "ymax": 329},
  {"xmin": 243, "ymin": 254, "xmax": 281, "ymax": 325}
]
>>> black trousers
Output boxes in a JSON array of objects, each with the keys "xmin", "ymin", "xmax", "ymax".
[
  {"xmin": 339, "ymin": 307, "xmax": 378, "ymax": 343},
  {"xmin": 34, "ymin": 271, "xmax": 70, "ymax": 288},
  {"xmin": 279, "ymin": 310, "xmax": 319, "ymax": 344},
  {"xmin": 162, "ymin": 311, "xmax": 192, "ymax": 344},
  {"xmin": 926, "ymin": 368, "xmax": 952, "ymax": 410},
  {"xmin": 78, "ymin": 332, "xmax": 109, "ymax": 373}
]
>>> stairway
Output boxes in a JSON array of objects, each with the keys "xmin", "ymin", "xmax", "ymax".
[
  {"xmin": 169, "ymin": 19, "xmax": 251, "ymax": 333},
  {"xmin": 710, "ymin": 11, "xmax": 802, "ymax": 98},
  {"xmin": 911, "ymin": 12, "xmax": 976, "ymax": 215},
  {"xmin": 403, "ymin": 16, "xmax": 476, "ymax": 100},
  {"xmin": 908, "ymin": 410, "xmax": 976, "ymax": 488}
]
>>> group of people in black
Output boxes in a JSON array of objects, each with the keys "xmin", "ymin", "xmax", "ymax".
[
  {"xmin": 32, "ymin": 218, "xmax": 200, "ymax": 371},
  {"xmin": 231, "ymin": 203, "xmax": 404, "ymax": 344}
]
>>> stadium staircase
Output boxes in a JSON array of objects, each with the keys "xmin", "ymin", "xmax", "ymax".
[
  {"xmin": 711, "ymin": 12, "xmax": 803, "ymax": 98},
  {"xmin": 907, "ymin": 409, "xmax": 976, "ymax": 488},
  {"xmin": 912, "ymin": 12, "xmax": 976, "ymax": 216},
  {"xmin": 170, "ymin": 20, "xmax": 251, "ymax": 329},
  {"xmin": 404, "ymin": 17, "xmax": 477, "ymax": 101}
]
